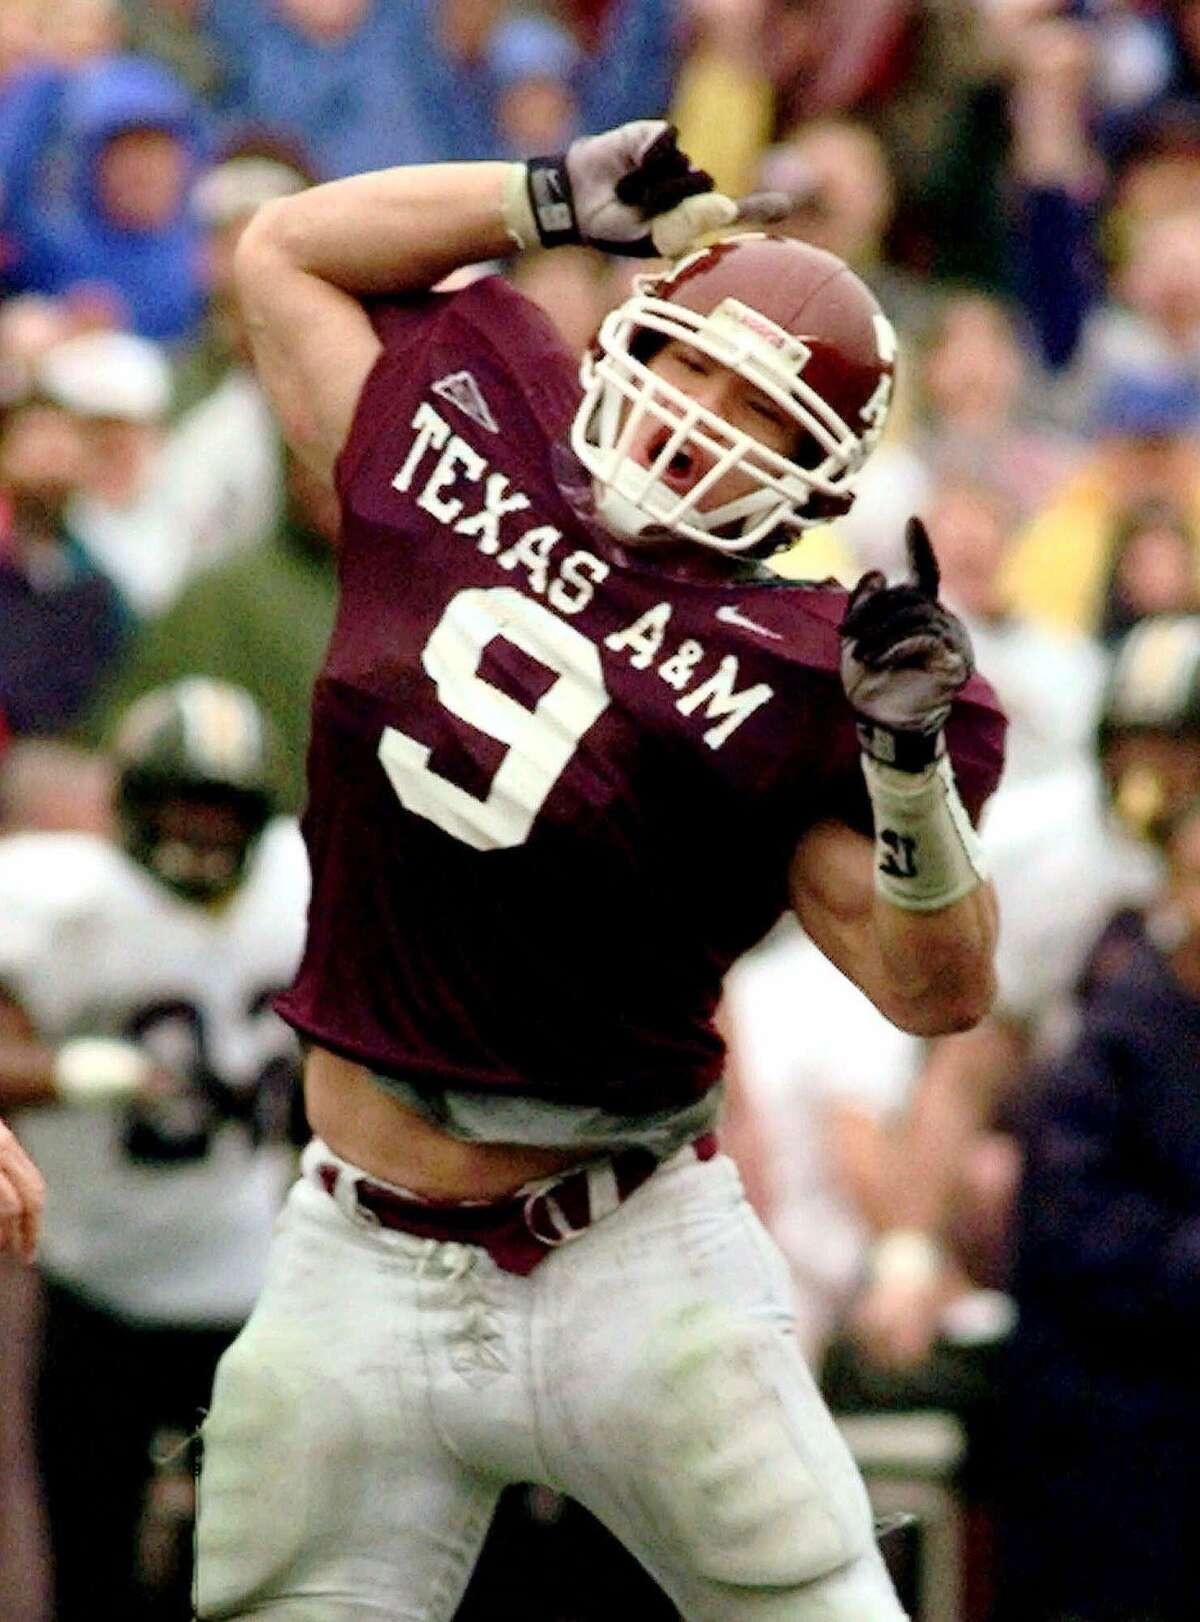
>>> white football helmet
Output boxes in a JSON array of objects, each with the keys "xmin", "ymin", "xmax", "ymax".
[{"xmin": 571, "ymin": 232, "xmax": 898, "ymax": 554}]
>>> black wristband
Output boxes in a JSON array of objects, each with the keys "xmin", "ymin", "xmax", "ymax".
[
  {"xmin": 855, "ymin": 718, "xmax": 944, "ymax": 773},
  {"xmin": 524, "ymin": 155, "xmax": 581, "ymax": 249}
]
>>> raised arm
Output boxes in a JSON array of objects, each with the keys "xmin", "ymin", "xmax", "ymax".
[
  {"xmin": 790, "ymin": 822, "xmax": 997, "ymax": 1037},
  {"xmin": 232, "ymin": 162, "xmax": 514, "ymax": 484},
  {"xmin": 790, "ymin": 517, "xmax": 1000, "ymax": 1036},
  {"xmin": 233, "ymin": 123, "xmax": 737, "ymax": 484}
]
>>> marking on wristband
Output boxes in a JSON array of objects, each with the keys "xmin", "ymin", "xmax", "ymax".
[
  {"xmin": 530, "ymin": 168, "xmax": 574, "ymax": 236},
  {"xmin": 878, "ymin": 829, "xmax": 918, "ymax": 880}
]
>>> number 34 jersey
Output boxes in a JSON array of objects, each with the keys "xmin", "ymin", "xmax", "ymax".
[
  {"xmin": 2, "ymin": 820, "xmax": 309, "ymax": 1326},
  {"xmin": 277, "ymin": 277, "xmax": 1006, "ymax": 1115}
]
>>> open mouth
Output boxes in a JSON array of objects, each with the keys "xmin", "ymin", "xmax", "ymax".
[{"xmin": 645, "ymin": 427, "xmax": 702, "ymax": 492}]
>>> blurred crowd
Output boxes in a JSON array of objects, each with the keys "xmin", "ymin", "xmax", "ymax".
[{"xmin": 1, "ymin": 0, "xmax": 1200, "ymax": 1619}]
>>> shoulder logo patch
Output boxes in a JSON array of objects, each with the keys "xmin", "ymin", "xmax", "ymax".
[
  {"xmin": 431, "ymin": 370, "xmax": 499, "ymax": 434},
  {"xmin": 715, "ymin": 603, "xmax": 783, "ymax": 640}
]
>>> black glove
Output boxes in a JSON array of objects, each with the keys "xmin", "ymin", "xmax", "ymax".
[
  {"xmin": 840, "ymin": 518, "xmax": 974, "ymax": 772},
  {"xmin": 524, "ymin": 120, "xmax": 732, "ymax": 256}
]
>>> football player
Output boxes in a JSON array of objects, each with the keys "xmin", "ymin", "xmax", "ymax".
[
  {"xmin": 0, "ymin": 678, "xmax": 309, "ymax": 1619},
  {"xmin": 193, "ymin": 122, "xmax": 1005, "ymax": 1620}
]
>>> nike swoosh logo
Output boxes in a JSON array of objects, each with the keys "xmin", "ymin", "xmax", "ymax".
[{"xmin": 715, "ymin": 604, "xmax": 783, "ymax": 640}]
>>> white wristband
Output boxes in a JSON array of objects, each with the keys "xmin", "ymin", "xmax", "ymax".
[
  {"xmin": 500, "ymin": 163, "xmax": 538, "ymax": 253},
  {"xmin": 54, "ymin": 1038, "xmax": 150, "ymax": 1107},
  {"xmin": 868, "ymin": 1228, "xmax": 945, "ymax": 1290},
  {"xmin": 861, "ymin": 750, "xmax": 988, "ymax": 912}
]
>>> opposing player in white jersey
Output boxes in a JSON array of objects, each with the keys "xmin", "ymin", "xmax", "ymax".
[{"xmin": 0, "ymin": 678, "xmax": 309, "ymax": 1621}]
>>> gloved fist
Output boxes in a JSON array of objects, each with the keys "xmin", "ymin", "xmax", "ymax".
[
  {"xmin": 517, "ymin": 120, "xmax": 738, "ymax": 257},
  {"xmin": 840, "ymin": 517, "xmax": 974, "ymax": 771}
]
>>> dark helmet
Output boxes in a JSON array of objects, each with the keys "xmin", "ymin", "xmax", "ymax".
[
  {"xmin": 113, "ymin": 678, "xmax": 281, "ymax": 902},
  {"xmin": 1098, "ymin": 615, "xmax": 1200, "ymax": 843},
  {"xmin": 572, "ymin": 232, "xmax": 896, "ymax": 554}
]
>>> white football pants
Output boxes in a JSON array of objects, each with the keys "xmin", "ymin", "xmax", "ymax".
[{"xmin": 194, "ymin": 1140, "xmax": 907, "ymax": 1621}]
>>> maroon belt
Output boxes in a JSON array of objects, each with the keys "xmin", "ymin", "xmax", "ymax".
[{"xmin": 315, "ymin": 1132, "xmax": 718, "ymax": 1277}]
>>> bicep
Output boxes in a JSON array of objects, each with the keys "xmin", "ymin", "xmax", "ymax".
[{"xmin": 235, "ymin": 216, "xmax": 381, "ymax": 487}]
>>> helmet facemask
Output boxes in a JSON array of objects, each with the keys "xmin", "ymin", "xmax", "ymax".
[
  {"xmin": 571, "ymin": 270, "xmax": 887, "ymax": 555},
  {"xmin": 120, "ymin": 783, "xmax": 272, "ymax": 904}
]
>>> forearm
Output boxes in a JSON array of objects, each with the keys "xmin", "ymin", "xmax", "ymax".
[
  {"xmin": 244, "ymin": 162, "xmax": 518, "ymax": 298},
  {"xmin": 871, "ymin": 880, "xmax": 998, "ymax": 1037},
  {"xmin": 858, "ymin": 741, "xmax": 998, "ymax": 1033}
]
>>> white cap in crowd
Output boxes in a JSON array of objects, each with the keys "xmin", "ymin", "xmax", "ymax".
[
  {"xmin": 37, "ymin": 330, "xmax": 173, "ymax": 423},
  {"xmin": 190, "ymin": 156, "xmax": 309, "ymax": 227}
]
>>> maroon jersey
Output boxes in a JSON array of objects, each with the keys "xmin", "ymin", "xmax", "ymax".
[{"xmin": 275, "ymin": 277, "xmax": 1005, "ymax": 1113}]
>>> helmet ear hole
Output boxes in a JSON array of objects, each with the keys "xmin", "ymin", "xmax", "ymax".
[
  {"xmin": 629, "ymin": 327, "xmax": 668, "ymax": 366},
  {"xmin": 791, "ymin": 429, "xmax": 826, "ymax": 472}
]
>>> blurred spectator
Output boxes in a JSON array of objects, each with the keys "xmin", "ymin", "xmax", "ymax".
[
  {"xmin": 84, "ymin": 451, "xmax": 339, "ymax": 811},
  {"xmin": 768, "ymin": 1, "xmax": 1005, "ymax": 283},
  {"xmin": 1106, "ymin": 101, "xmax": 1200, "ymax": 243},
  {"xmin": 38, "ymin": 316, "xmax": 283, "ymax": 619},
  {"xmin": 1001, "ymin": 365, "xmax": 1200, "ymax": 634},
  {"xmin": 509, "ymin": 245, "xmax": 618, "ymax": 360},
  {"xmin": 0, "ymin": 389, "xmax": 129, "ymax": 736},
  {"xmin": 37, "ymin": 327, "xmax": 179, "ymax": 615},
  {"xmin": 204, "ymin": 0, "xmax": 676, "ymax": 179},
  {"xmin": 994, "ymin": 788, "xmax": 1200, "ymax": 1622},
  {"xmin": 38, "ymin": 0, "xmax": 125, "ymax": 64},
  {"xmin": 562, "ymin": 0, "xmax": 677, "ymax": 140},
  {"xmin": 670, "ymin": 0, "xmax": 773, "ymax": 196},
  {"xmin": 201, "ymin": 0, "xmax": 480, "ymax": 177},
  {"xmin": 1002, "ymin": 6, "xmax": 1200, "ymax": 406},
  {"xmin": 0, "ymin": 51, "xmax": 209, "ymax": 341},
  {"xmin": 181, "ymin": 139, "xmax": 311, "ymax": 401},
  {"xmin": 844, "ymin": 612, "xmax": 1200, "ymax": 1375},
  {"xmin": 164, "ymin": 143, "xmax": 312, "ymax": 559},
  {"xmin": 759, "ymin": 119, "xmax": 894, "ymax": 272},
  {"xmin": 488, "ymin": 13, "xmax": 582, "ymax": 157},
  {"xmin": 924, "ymin": 472, "xmax": 1105, "ymax": 785},
  {"xmin": 0, "ymin": 2, "xmax": 43, "ymax": 85},
  {"xmin": 0, "ymin": 738, "xmax": 113, "ymax": 838},
  {"xmin": 842, "ymin": 292, "xmax": 1078, "ymax": 577},
  {"xmin": 722, "ymin": 919, "xmax": 924, "ymax": 1360},
  {"xmin": 120, "ymin": 0, "xmax": 224, "ymax": 99},
  {"xmin": 1097, "ymin": 492, "xmax": 1200, "ymax": 642},
  {"xmin": 0, "ymin": 678, "xmax": 308, "ymax": 1620},
  {"xmin": 0, "ymin": 291, "xmax": 97, "ymax": 411},
  {"xmin": 1096, "ymin": 613, "xmax": 1200, "ymax": 849}
]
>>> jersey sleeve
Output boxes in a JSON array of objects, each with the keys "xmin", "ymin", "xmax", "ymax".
[{"xmin": 944, "ymin": 670, "xmax": 1008, "ymax": 825}]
